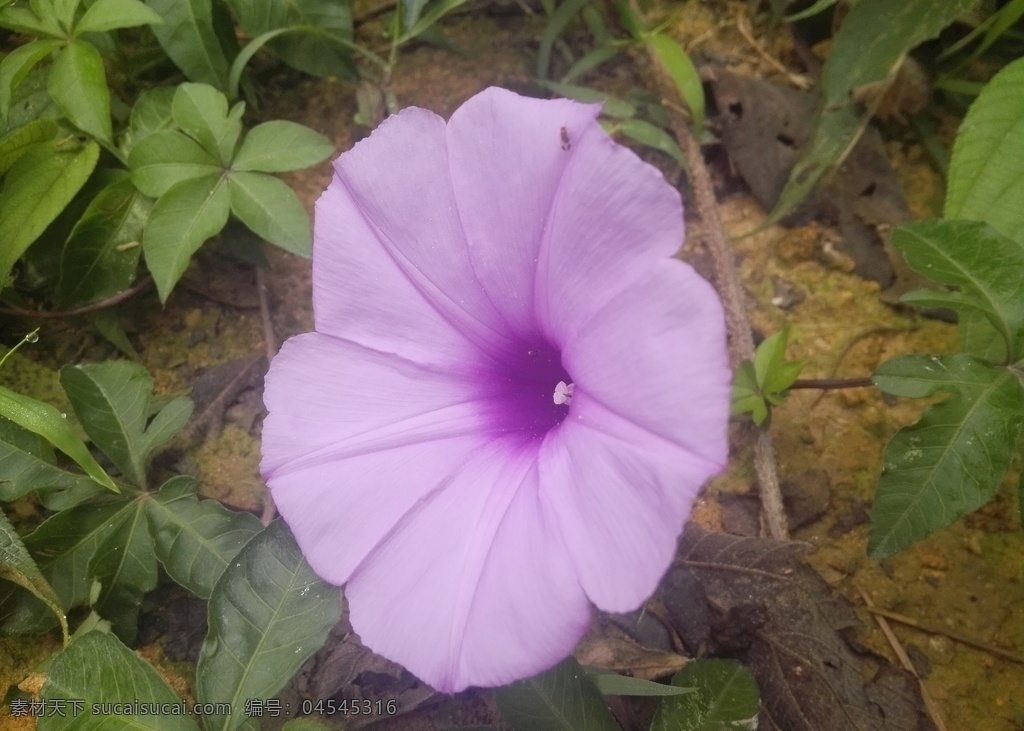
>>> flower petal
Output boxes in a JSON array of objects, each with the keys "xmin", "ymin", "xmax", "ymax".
[
  {"xmin": 446, "ymin": 87, "xmax": 601, "ymax": 337},
  {"xmin": 346, "ymin": 442, "xmax": 590, "ymax": 692},
  {"xmin": 321, "ymin": 106, "xmax": 508, "ymax": 357},
  {"xmin": 563, "ymin": 260, "xmax": 730, "ymax": 464},
  {"xmin": 262, "ymin": 333, "xmax": 498, "ymax": 584},
  {"xmin": 537, "ymin": 126, "xmax": 685, "ymax": 343}
]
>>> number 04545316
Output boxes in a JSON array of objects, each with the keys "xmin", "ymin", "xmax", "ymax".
[{"xmin": 300, "ymin": 698, "xmax": 398, "ymax": 716}]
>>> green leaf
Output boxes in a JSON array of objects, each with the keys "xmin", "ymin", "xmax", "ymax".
[
  {"xmin": 172, "ymin": 82, "xmax": 239, "ymax": 163},
  {"xmin": 652, "ymin": 659, "xmax": 760, "ymax": 731},
  {"xmin": 0, "ymin": 5, "xmax": 61, "ymax": 36},
  {"xmin": 226, "ymin": 0, "xmax": 356, "ymax": 79},
  {"xmin": 197, "ymin": 520, "xmax": 341, "ymax": 731},
  {"xmin": 41, "ymin": 631, "xmax": 200, "ymax": 731},
  {"xmin": 0, "ymin": 506, "xmax": 69, "ymax": 643},
  {"xmin": 0, "ymin": 416, "xmax": 99, "ymax": 501},
  {"xmin": 0, "ymin": 385, "xmax": 118, "ymax": 493},
  {"xmin": 0, "ymin": 118, "xmax": 57, "ymax": 174},
  {"xmin": 77, "ymin": 0, "xmax": 163, "ymax": 32},
  {"xmin": 232, "ymin": 121, "xmax": 333, "ymax": 173},
  {"xmin": 753, "ymin": 325, "xmax": 804, "ymax": 394},
  {"xmin": 614, "ymin": 118, "xmax": 684, "ymax": 165},
  {"xmin": 496, "ymin": 656, "xmax": 619, "ymax": 731},
  {"xmin": 398, "ymin": 0, "xmax": 468, "ymax": 43},
  {"xmin": 536, "ymin": 0, "xmax": 590, "ymax": 80},
  {"xmin": 228, "ymin": 172, "xmax": 311, "ymax": 256},
  {"xmin": 0, "ymin": 39, "xmax": 61, "ymax": 118},
  {"xmin": 401, "ymin": 0, "xmax": 429, "ymax": 30},
  {"xmin": 58, "ymin": 175, "xmax": 151, "ymax": 307},
  {"xmin": 562, "ymin": 44, "xmax": 619, "ymax": 85},
  {"xmin": 47, "ymin": 41, "xmax": 112, "ymax": 143},
  {"xmin": 945, "ymin": 56, "xmax": 1024, "ymax": 246},
  {"xmin": 50, "ymin": 0, "xmax": 81, "ymax": 30},
  {"xmin": 145, "ymin": 476, "xmax": 262, "ymax": 599},
  {"xmin": 129, "ymin": 129, "xmax": 222, "ymax": 197},
  {"xmin": 536, "ymin": 80, "xmax": 636, "ymax": 119},
  {"xmin": 585, "ymin": 669, "xmax": 692, "ymax": 697},
  {"xmin": 768, "ymin": 0, "xmax": 974, "ymax": 225},
  {"xmin": 144, "ymin": 0, "xmax": 231, "ymax": 89},
  {"xmin": 0, "ymin": 140, "xmax": 98, "ymax": 290},
  {"xmin": 892, "ymin": 220, "xmax": 1024, "ymax": 362},
  {"xmin": 90, "ymin": 497, "xmax": 154, "ymax": 641},
  {"xmin": 142, "ymin": 173, "xmax": 230, "ymax": 302},
  {"xmin": 59, "ymin": 361, "xmax": 192, "ymax": 488},
  {"xmin": 869, "ymin": 354, "xmax": 1024, "ymax": 557},
  {"xmin": 124, "ymin": 86, "xmax": 175, "ymax": 153},
  {"xmin": 647, "ymin": 33, "xmax": 704, "ymax": 133}
]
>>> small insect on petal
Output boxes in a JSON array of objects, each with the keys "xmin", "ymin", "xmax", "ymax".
[{"xmin": 560, "ymin": 126, "xmax": 571, "ymax": 151}]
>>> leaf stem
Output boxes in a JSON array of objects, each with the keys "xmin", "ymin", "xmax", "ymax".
[
  {"xmin": 790, "ymin": 376, "xmax": 875, "ymax": 390},
  {"xmin": 0, "ymin": 277, "xmax": 152, "ymax": 319}
]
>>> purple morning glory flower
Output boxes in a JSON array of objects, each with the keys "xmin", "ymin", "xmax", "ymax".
[{"xmin": 260, "ymin": 87, "xmax": 730, "ymax": 693}]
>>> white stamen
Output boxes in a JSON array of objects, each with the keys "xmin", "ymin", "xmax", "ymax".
[{"xmin": 553, "ymin": 381, "xmax": 574, "ymax": 406}]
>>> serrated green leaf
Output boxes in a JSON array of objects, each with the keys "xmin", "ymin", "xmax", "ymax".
[
  {"xmin": 585, "ymin": 669, "xmax": 692, "ymax": 697},
  {"xmin": 615, "ymin": 117, "xmax": 684, "ymax": 164},
  {"xmin": 129, "ymin": 129, "xmax": 222, "ymax": 198},
  {"xmin": 647, "ymin": 33, "xmax": 704, "ymax": 132},
  {"xmin": 0, "ymin": 139, "xmax": 98, "ymax": 290},
  {"xmin": 47, "ymin": 41, "xmax": 112, "ymax": 143},
  {"xmin": 144, "ymin": 0, "xmax": 231, "ymax": 88},
  {"xmin": 172, "ymin": 82, "xmax": 239, "ymax": 163},
  {"xmin": 0, "ymin": 384, "xmax": 118, "ymax": 493},
  {"xmin": 77, "ymin": 0, "xmax": 163, "ymax": 32},
  {"xmin": 142, "ymin": 173, "xmax": 230, "ymax": 302},
  {"xmin": 893, "ymin": 220, "xmax": 1024, "ymax": 362},
  {"xmin": 946, "ymin": 57, "xmax": 1024, "ymax": 245},
  {"xmin": 768, "ymin": 0, "xmax": 974, "ymax": 225},
  {"xmin": 232, "ymin": 121, "xmax": 333, "ymax": 173},
  {"xmin": 145, "ymin": 476, "xmax": 261, "ymax": 599},
  {"xmin": 228, "ymin": 172, "xmax": 311, "ymax": 256},
  {"xmin": 869, "ymin": 354, "xmax": 1024, "ymax": 557},
  {"xmin": 0, "ymin": 118, "xmax": 56, "ymax": 174},
  {"xmin": 226, "ymin": 0, "xmax": 356, "ymax": 80},
  {"xmin": 496, "ymin": 656, "xmax": 619, "ymax": 731},
  {"xmin": 0, "ymin": 506, "xmax": 68, "ymax": 643},
  {"xmin": 58, "ymin": 175, "xmax": 150, "ymax": 307},
  {"xmin": 0, "ymin": 39, "xmax": 61, "ymax": 118},
  {"xmin": 41, "ymin": 631, "xmax": 200, "ymax": 731},
  {"xmin": 197, "ymin": 520, "xmax": 341, "ymax": 731},
  {"xmin": 59, "ymin": 360, "xmax": 188, "ymax": 488},
  {"xmin": 652, "ymin": 659, "xmax": 760, "ymax": 731},
  {"xmin": 0, "ymin": 416, "xmax": 99, "ymax": 501}
]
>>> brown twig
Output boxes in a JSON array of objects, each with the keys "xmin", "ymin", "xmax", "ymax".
[
  {"xmin": 863, "ymin": 605, "xmax": 1024, "ymax": 665},
  {"xmin": 255, "ymin": 266, "xmax": 278, "ymax": 525},
  {"xmin": 635, "ymin": 5, "xmax": 788, "ymax": 540},
  {"xmin": 791, "ymin": 376, "xmax": 874, "ymax": 390},
  {"xmin": 0, "ymin": 277, "xmax": 153, "ymax": 319},
  {"xmin": 858, "ymin": 587, "xmax": 948, "ymax": 731}
]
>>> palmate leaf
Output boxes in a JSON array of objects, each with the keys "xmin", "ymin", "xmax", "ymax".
[
  {"xmin": 651, "ymin": 659, "xmax": 760, "ymax": 731},
  {"xmin": 76, "ymin": 0, "xmax": 163, "ymax": 33},
  {"xmin": 129, "ymin": 128, "xmax": 222, "ymax": 197},
  {"xmin": 496, "ymin": 656, "xmax": 619, "ymax": 731},
  {"xmin": 869, "ymin": 354, "xmax": 1024, "ymax": 557},
  {"xmin": 145, "ymin": 476, "xmax": 262, "ymax": 599},
  {"xmin": 59, "ymin": 361, "xmax": 193, "ymax": 489},
  {"xmin": 231, "ymin": 120, "xmax": 333, "ymax": 173},
  {"xmin": 197, "ymin": 520, "xmax": 341, "ymax": 731},
  {"xmin": 172, "ymin": 82, "xmax": 242, "ymax": 164},
  {"xmin": 41, "ymin": 631, "xmax": 199, "ymax": 731}
]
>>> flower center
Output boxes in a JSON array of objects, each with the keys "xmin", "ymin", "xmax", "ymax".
[{"xmin": 485, "ymin": 340, "xmax": 573, "ymax": 441}]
